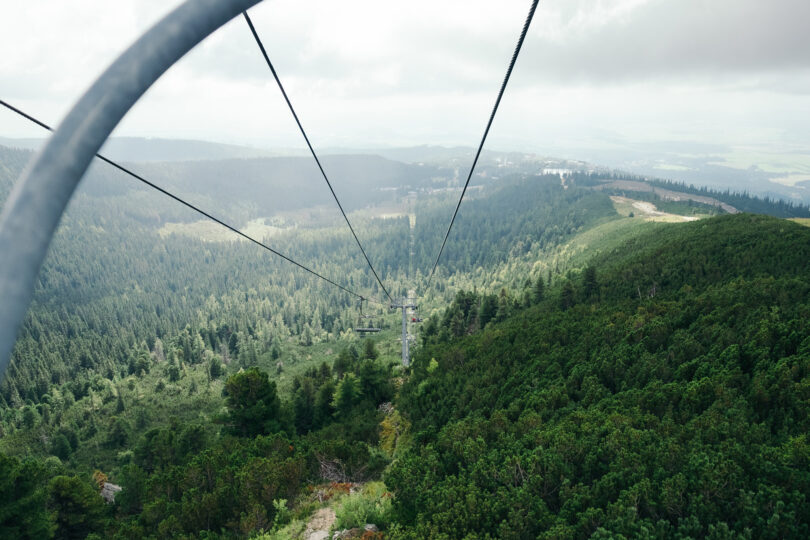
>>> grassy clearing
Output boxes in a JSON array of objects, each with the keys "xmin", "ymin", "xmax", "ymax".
[
  {"xmin": 333, "ymin": 481, "xmax": 392, "ymax": 531},
  {"xmin": 262, "ymin": 328, "xmax": 404, "ymax": 396},
  {"xmin": 158, "ymin": 217, "xmax": 289, "ymax": 242},
  {"xmin": 790, "ymin": 217, "xmax": 810, "ymax": 227},
  {"xmin": 158, "ymin": 220, "xmax": 243, "ymax": 242}
]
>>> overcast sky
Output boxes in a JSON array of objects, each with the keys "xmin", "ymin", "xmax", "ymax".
[{"xmin": 2, "ymin": 0, "xmax": 809, "ymax": 155}]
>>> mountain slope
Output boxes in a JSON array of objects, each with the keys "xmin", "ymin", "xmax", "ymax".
[
  {"xmin": 388, "ymin": 214, "xmax": 810, "ymax": 539},
  {"xmin": 0, "ymin": 136, "xmax": 280, "ymax": 162}
]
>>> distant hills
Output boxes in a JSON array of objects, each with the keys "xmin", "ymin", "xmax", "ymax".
[
  {"xmin": 0, "ymin": 136, "xmax": 284, "ymax": 163},
  {"xmin": 2, "ymin": 136, "xmax": 808, "ymax": 211},
  {"xmin": 0, "ymin": 136, "xmax": 548, "ymax": 169}
]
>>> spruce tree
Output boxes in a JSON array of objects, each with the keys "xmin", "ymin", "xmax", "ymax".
[{"xmin": 533, "ymin": 275, "xmax": 545, "ymax": 303}]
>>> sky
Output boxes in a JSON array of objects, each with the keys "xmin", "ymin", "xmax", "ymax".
[{"xmin": 1, "ymin": 0, "xmax": 810, "ymax": 158}]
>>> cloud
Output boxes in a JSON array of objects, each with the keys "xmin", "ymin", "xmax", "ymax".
[
  {"xmin": 192, "ymin": 0, "xmax": 810, "ymax": 94},
  {"xmin": 1, "ymin": 0, "xmax": 809, "ymax": 149},
  {"xmin": 520, "ymin": 0, "xmax": 810, "ymax": 84}
]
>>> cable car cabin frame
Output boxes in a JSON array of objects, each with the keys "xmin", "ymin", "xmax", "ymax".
[{"xmin": 354, "ymin": 298, "xmax": 381, "ymax": 334}]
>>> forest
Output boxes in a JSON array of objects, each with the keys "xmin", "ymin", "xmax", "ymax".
[
  {"xmin": 1, "ymin": 140, "xmax": 809, "ymax": 538},
  {"xmin": 395, "ymin": 214, "xmax": 810, "ymax": 538}
]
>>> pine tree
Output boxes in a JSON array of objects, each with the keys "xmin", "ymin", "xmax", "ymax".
[
  {"xmin": 0, "ymin": 454, "xmax": 54, "ymax": 538},
  {"xmin": 363, "ymin": 339, "xmax": 379, "ymax": 360},
  {"xmin": 223, "ymin": 368, "xmax": 282, "ymax": 437},
  {"xmin": 582, "ymin": 266, "xmax": 599, "ymax": 300},
  {"xmin": 332, "ymin": 374, "xmax": 362, "ymax": 417},
  {"xmin": 533, "ymin": 275, "xmax": 545, "ymax": 304},
  {"xmin": 560, "ymin": 281, "xmax": 575, "ymax": 310},
  {"xmin": 48, "ymin": 475, "xmax": 105, "ymax": 539}
]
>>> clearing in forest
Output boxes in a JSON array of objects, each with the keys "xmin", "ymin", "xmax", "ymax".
[{"xmin": 610, "ymin": 195, "xmax": 700, "ymax": 222}]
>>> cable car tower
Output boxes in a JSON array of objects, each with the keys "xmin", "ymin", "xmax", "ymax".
[{"xmin": 391, "ymin": 296, "xmax": 418, "ymax": 367}]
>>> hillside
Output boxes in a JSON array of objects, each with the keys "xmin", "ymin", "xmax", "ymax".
[
  {"xmin": 0, "ymin": 136, "xmax": 282, "ymax": 162},
  {"xmin": 0, "ymin": 145, "xmax": 449, "ymax": 225},
  {"xmin": 390, "ymin": 214, "xmax": 810, "ymax": 538},
  {"xmin": 3, "ymin": 139, "xmax": 810, "ymax": 538}
]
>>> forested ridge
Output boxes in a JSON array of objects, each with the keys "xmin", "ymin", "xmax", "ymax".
[
  {"xmin": 0, "ymin": 143, "xmax": 620, "ymax": 408},
  {"xmin": 390, "ymin": 215, "xmax": 810, "ymax": 538},
  {"xmin": 2, "ymin": 138, "xmax": 810, "ymax": 538},
  {"xmin": 573, "ymin": 170, "xmax": 810, "ymax": 218}
]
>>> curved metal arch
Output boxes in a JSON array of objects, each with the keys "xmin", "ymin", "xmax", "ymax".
[{"xmin": 0, "ymin": 0, "xmax": 263, "ymax": 378}]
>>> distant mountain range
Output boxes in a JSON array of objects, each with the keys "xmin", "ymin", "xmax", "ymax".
[
  {"xmin": 2, "ymin": 135, "xmax": 807, "ymax": 204},
  {"xmin": 0, "ymin": 136, "xmax": 287, "ymax": 163},
  {"xmin": 0, "ymin": 136, "xmax": 544, "ymax": 168}
]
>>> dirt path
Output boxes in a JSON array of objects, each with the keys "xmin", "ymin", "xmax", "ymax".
[
  {"xmin": 304, "ymin": 507, "xmax": 336, "ymax": 540},
  {"xmin": 610, "ymin": 196, "xmax": 700, "ymax": 223},
  {"xmin": 597, "ymin": 180, "xmax": 738, "ymax": 214}
]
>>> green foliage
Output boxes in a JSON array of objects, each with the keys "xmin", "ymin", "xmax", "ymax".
[
  {"xmin": 293, "ymin": 378, "xmax": 316, "ymax": 434},
  {"xmin": 50, "ymin": 434, "xmax": 72, "ymax": 461},
  {"xmin": 208, "ymin": 358, "xmax": 222, "ymax": 380},
  {"xmin": 363, "ymin": 339, "xmax": 379, "ymax": 360},
  {"xmin": 334, "ymin": 482, "xmax": 393, "ymax": 530},
  {"xmin": 48, "ymin": 475, "xmax": 107, "ymax": 539},
  {"xmin": 582, "ymin": 265, "xmax": 598, "ymax": 300},
  {"xmin": 388, "ymin": 215, "xmax": 810, "ymax": 538},
  {"xmin": 106, "ymin": 417, "xmax": 130, "ymax": 448},
  {"xmin": 123, "ymin": 434, "xmax": 305, "ymax": 537},
  {"xmin": 0, "ymin": 453, "xmax": 55, "ymax": 538},
  {"xmin": 560, "ymin": 280, "xmax": 575, "ymax": 310},
  {"xmin": 644, "ymin": 176, "xmax": 810, "ymax": 217},
  {"xmin": 380, "ymin": 410, "xmax": 411, "ymax": 457},
  {"xmin": 272, "ymin": 498, "xmax": 291, "ymax": 528},
  {"xmin": 223, "ymin": 368, "xmax": 283, "ymax": 437},
  {"xmin": 332, "ymin": 374, "xmax": 362, "ymax": 417},
  {"xmin": 5, "ymin": 137, "xmax": 810, "ymax": 539},
  {"xmin": 533, "ymin": 274, "xmax": 545, "ymax": 303},
  {"xmin": 413, "ymin": 175, "xmax": 618, "ymax": 277}
]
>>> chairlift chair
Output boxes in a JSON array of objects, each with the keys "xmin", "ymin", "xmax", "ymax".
[{"xmin": 354, "ymin": 298, "xmax": 381, "ymax": 334}]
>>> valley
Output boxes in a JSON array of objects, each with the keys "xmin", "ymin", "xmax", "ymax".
[
  {"xmin": 2, "ymin": 0, "xmax": 809, "ymax": 537},
  {"xmin": 1, "ymin": 142, "xmax": 809, "ymax": 539}
]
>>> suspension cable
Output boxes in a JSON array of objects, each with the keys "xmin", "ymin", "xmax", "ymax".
[
  {"xmin": 425, "ymin": 0, "xmax": 539, "ymax": 291},
  {"xmin": 0, "ymin": 98, "xmax": 386, "ymax": 305},
  {"xmin": 243, "ymin": 11, "xmax": 394, "ymax": 303}
]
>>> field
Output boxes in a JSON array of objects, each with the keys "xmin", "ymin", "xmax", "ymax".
[{"xmin": 709, "ymin": 145, "xmax": 810, "ymax": 186}]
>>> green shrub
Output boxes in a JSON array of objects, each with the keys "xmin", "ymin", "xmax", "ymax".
[{"xmin": 334, "ymin": 482, "xmax": 392, "ymax": 530}]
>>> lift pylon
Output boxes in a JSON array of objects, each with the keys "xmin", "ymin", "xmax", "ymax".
[{"xmin": 390, "ymin": 298, "xmax": 417, "ymax": 366}]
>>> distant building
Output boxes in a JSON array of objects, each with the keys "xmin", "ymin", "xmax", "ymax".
[{"xmin": 543, "ymin": 168, "xmax": 572, "ymax": 177}]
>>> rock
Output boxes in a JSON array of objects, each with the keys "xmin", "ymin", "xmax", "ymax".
[
  {"xmin": 100, "ymin": 482, "xmax": 122, "ymax": 504},
  {"xmin": 364, "ymin": 524, "xmax": 379, "ymax": 532},
  {"xmin": 305, "ymin": 507, "xmax": 336, "ymax": 540},
  {"xmin": 332, "ymin": 528, "xmax": 363, "ymax": 539}
]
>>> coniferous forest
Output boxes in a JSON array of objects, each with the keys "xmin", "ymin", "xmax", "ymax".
[{"xmin": 1, "ymin": 140, "xmax": 810, "ymax": 539}]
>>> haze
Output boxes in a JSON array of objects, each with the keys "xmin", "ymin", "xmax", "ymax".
[{"xmin": 2, "ymin": 0, "xmax": 810, "ymax": 192}]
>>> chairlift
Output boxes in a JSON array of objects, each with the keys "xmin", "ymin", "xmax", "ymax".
[{"xmin": 354, "ymin": 298, "xmax": 381, "ymax": 334}]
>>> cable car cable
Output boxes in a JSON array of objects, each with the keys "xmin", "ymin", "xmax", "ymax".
[
  {"xmin": 243, "ymin": 11, "xmax": 394, "ymax": 303},
  {"xmin": 425, "ymin": 0, "xmax": 539, "ymax": 291},
  {"xmin": 0, "ymin": 98, "xmax": 386, "ymax": 306}
]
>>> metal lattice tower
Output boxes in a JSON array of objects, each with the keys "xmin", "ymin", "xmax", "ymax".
[{"xmin": 390, "ymin": 297, "xmax": 417, "ymax": 367}]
